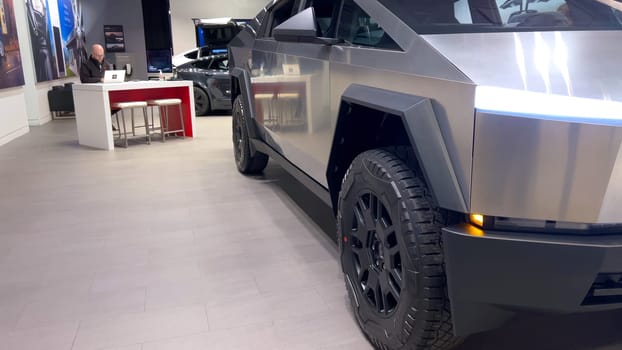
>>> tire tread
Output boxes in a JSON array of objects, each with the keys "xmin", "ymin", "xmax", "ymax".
[
  {"xmin": 338, "ymin": 148, "xmax": 462, "ymax": 350},
  {"xmin": 232, "ymin": 95, "xmax": 268, "ymax": 174}
]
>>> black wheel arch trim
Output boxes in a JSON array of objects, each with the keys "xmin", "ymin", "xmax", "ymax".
[
  {"xmin": 327, "ymin": 84, "xmax": 468, "ymax": 214},
  {"xmin": 231, "ymin": 67, "xmax": 264, "ymax": 156}
]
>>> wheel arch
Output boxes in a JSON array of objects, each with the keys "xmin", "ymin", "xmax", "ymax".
[
  {"xmin": 193, "ymin": 79, "xmax": 210, "ymax": 95},
  {"xmin": 327, "ymin": 84, "xmax": 468, "ymax": 215},
  {"xmin": 231, "ymin": 67, "xmax": 264, "ymax": 155}
]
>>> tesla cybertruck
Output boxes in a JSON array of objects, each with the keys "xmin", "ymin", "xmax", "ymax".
[{"xmin": 228, "ymin": 0, "xmax": 622, "ymax": 348}]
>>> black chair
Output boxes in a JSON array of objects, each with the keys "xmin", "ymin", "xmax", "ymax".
[{"xmin": 47, "ymin": 83, "xmax": 75, "ymax": 119}]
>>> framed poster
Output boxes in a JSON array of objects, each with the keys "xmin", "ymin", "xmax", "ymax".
[
  {"xmin": 0, "ymin": 0, "xmax": 25, "ymax": 89},
  {"xmin": 104, "ymin": 24, "xmax": 125, "ymax": 52},
  {"xmin": 26, "ymin": 0, "xmax": 85, "ymax": 82}
]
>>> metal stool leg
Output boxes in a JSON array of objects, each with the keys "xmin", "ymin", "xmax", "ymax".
[
  {"xmin": 143, "ymin": 106, "xmax": 151, "ymax": 144},
  {"xmin": 149, "ymin": 105, "xmax": 157, "ymax": 137},
  {"xmin": 114, "ymin": 113, "xmax": 122, "ymax": 140},
  {"xmin": 120, "ymin": 109, "xmax": 128, "ymax": 148},
  {"xmin": 178, "ymin": 103, "xmax": 185, "ymax": 138},
  {"xmin": 161, "ymin": 106, "xmax": 168, "ymax": 142},
  {"xmin": 131, "ymin": 109, "xmax": 136, "ymax": 136}
]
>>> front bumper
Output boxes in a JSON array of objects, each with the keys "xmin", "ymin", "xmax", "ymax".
[{"xmin": 443, "ymin": 224, "xmax": 622, "ymax": 336}]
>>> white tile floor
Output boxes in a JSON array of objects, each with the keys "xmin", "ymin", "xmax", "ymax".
[
  {"xmin": 0, "ymin": 117, "xmax": 371, "ymax": 350},
  {"xmin": 3, "ymin": 116, "xmax": 622, "ymax": 350}
]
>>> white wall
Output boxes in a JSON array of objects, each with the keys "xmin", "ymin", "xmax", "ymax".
[
  {"xmin": 0, "ymin": 0, "xmax": 29, "ymax": 145},
  {"xmin": 0, "ymin": 88, "xmax": 29, "ymax": 146},
  {"xmin": 82, "ymin": 0, "xmax": 148, "ymax": 80},
  {"xmin": 169, "ymin": 0, "xmax": 267, "ymax": 55}
]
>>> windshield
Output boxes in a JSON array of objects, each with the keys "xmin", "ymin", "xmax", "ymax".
[{"xmin": 378, "ymin": 0, "xmax": 622, "ymax": 34}]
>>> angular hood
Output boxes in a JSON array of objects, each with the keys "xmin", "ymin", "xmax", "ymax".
[
  {"xmin": 422, "ymin": 30, "xmax": 622, "ymax": 103},
  {"xmin": 432, "ymin": 31, "xmax": 622, "ymax": 223}
]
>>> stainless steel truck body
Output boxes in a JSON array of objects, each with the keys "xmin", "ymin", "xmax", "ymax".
[{"xmin": 229, "ymin": 1, "xmax": 622, "ymax": 348}]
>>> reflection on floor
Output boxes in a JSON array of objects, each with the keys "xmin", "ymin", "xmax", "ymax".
[{"xmin": 0, "ymin": 117, "xmax": 621, "ymax": 350}]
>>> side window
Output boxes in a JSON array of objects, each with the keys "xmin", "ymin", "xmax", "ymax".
[
  {"xmin": 268, "ymin": 0, "xmax": 297, "ymax": 37},
  {"xmin": 191, "ymin": 58, "xmax": 212, "ymax": 70},
  {"xmin": 199, "ymin": 46, "xmax": 212, "ymax": 57},
  {"xmin": 303, "ymin": 0, "xmax": 340, "ymax": 37},
  {"xmin": 495, "ymin": 0, "xmax": 570, "ymax": 25},
  {"xmin": 337, "ymin": 0, "xmax": 400, "ymax": 50},
  {"xmin": 184, "ymin": 50, "xmax": 198, "ymax": 59},
  {"xmin": 210, "ymin": 56, "xmax": 229, "ymax": 70}
]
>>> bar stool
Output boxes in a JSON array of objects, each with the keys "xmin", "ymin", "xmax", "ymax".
[
  {"xmin": 277, "ymin": 92, "xmax": 302, "ymax": 129},
  {"xmin": 111, "ymin": 101, "xmax": 150, "ymax": 148},
  {"xmin": 254, "ymin": 93, "xmax": 276, "ymax": 128},
  {"xmin": 146, "ymin": 98, "xmax": 185, "ymax": 142}
]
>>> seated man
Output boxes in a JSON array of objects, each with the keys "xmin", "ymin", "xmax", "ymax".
[
  {"xmin": 79, "ymin": 44, "xmax": 111, "ymax": 83},
  {"xmin": 80, "ymin": 44, "xmax": 118, "ymax": 130}
]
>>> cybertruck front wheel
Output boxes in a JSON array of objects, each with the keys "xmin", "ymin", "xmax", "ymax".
[
  {"xmin": 337, "ymin": 149, "xmax": 461, "ymax": 350},
  {"xmin": 232, "ymin": 95, "xmax": 268, "ymax": 174}
]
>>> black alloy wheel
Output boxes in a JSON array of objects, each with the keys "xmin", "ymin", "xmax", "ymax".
[
  {"xmin": 338, "ymin": 149, "xmax": 461, "ymax": 350},
  {"xmin": 348, "ymin": 190, "xmax": 403, "ymax": 316},
  {"xmin": 232, "ymin": 95, "xmax": 268, "ymax": 174}
]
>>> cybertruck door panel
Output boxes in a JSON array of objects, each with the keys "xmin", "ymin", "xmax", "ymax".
[
  {"xmin": 249, "ymin": 38, "xmax": 279, "ymax": 134},
  {"xmin": 250, "ymin": 38, "xmax": 331, "ymax": 186},
  {"xmin": 209, "ymin": 71, "xmax": 231, "ymax": 109}
]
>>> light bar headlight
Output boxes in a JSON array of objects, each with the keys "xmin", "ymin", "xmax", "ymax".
[{"xmin": 469, "ymin": 214, "xmax": 622, "ymax": 235}]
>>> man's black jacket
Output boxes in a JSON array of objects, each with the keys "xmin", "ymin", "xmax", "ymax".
[{"xmin": 79, "ymin": 56, "xmax": 107, "ymax": 83}]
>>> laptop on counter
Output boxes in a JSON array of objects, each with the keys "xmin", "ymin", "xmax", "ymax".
[{"xmin": 103, "ymin": 70, "xmax": 126, "ymax": 83}]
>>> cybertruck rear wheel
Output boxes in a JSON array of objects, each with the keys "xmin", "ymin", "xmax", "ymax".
[
  {"xmin": 232, "ymin": 95, "xmax": 268, "ymax": 174},
  {"xmin": 337, "ymin": 149, "xmax": 461, "ymax": 350}
]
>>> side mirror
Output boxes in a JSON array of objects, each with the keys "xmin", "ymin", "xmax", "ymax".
[{"xmin": 273, "ymin": 7, "xmax": 342, "ymax": 45}]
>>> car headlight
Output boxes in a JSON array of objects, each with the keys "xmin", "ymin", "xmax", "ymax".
[{"xmin": 469, "ymin": 214, "xmax": 622, "ymax": 235}]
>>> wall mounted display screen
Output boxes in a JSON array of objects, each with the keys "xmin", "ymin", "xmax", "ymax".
[
  {"xmin": 104, "ymin": 24, "xmax": 125, "ymax": 52},
  {"xmin": 26, "ymin": 0, "xmax": 86, "ymax": 82},
  {"xmin": 146, "ymin": 48, "xmax": 172, "ymax": 73},
  {"xmin": 0, "ymin": 0, "xmax": 25, "ymax": 89}
]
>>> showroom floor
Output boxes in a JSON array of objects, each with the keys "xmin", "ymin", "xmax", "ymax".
[
  {"xmin": 0, "ymin": 116, "xmax": 370, "ymax": 350},
  {"xmin": 1, "ymin": 116, "xmax": 622, "ymax": 350}
]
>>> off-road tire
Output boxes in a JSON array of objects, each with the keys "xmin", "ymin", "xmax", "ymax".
[
  {"xmin": 232, "ymin": 95, "xmax": 268, "ymax": 174},
  {"xmin": 194, "ymin": 86, "xmax": 210, "ymax": 116},
  {"xmin": 337, "ymin": 149, "xmax": 461, "ymax": 350}
]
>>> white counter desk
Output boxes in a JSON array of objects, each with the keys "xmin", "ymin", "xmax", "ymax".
[{"xmin": 72, "ymin": 80, "xmax": 196, "ymax": 150}]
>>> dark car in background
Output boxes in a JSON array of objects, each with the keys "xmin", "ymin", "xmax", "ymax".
[
  {"xmin": 172, "ymin": 45, "xmax": 228, "ymax": 67},
  {"xmin": 173, "ymin": 53, "xmax": 231, "ymax": 116}
]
